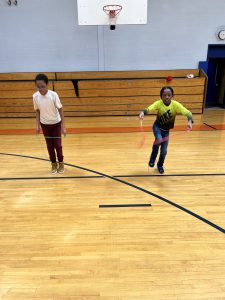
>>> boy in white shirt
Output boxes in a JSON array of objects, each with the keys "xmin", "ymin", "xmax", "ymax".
[{"xmin": 33, "ymin": 74, "xmax": 66, "ymax": 174}]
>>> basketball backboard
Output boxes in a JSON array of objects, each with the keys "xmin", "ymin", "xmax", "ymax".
[{"xmin": 77, "ymin": 0, "xmax": 148, "ymax": 26}]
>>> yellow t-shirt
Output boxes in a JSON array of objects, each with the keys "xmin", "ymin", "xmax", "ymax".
[{"xmin": 144, "ymin": 99, "xmax": 192, "ymax": 130}]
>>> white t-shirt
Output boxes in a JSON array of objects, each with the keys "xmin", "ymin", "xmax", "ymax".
[{"xmin": 33, "ymin": 90, "xmax": 62, "ymax": 125}]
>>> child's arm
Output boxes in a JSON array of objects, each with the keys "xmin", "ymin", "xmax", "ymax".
[
  {"xmin": 33, "ymin": 96, "xmax": 40, "ymax": 134},
  {"xmin": 35, "ymin": 110, "xmax": 41, "ymax": 134},
  {"xmin": 174, "ymin": 101, "xmax": 193, "ymax": 130},
  {"xmin": 54, "ymin": 92, "xmax": 67, "ymax": 136},
  {"xmin": 139, "ymin": 101, "xmax": 160, "ymax": 120},
  {"xmin": 58, "ymin": 107, "xmax": 67, "ymax": 136},
  {"xmin": 187, "ymin": 114, "xmax": 193, "ymax": 130}
]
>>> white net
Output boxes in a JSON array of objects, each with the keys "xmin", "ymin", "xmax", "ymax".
[{"xmin": 103, "ymin": 5, "xmax": 122, "ymax": 29}]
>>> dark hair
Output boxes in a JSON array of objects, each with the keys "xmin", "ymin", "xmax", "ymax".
[
  {"xmin": 35, "ymin": 73, "xmax": 49, "ymax": 85},
  {"xmin": 160, "ymin": 86, "xmax": 174, "ymax": 98}
]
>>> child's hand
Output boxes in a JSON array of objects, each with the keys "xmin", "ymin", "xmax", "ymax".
[
  {"xmin": 36, "ymin": 126, "xmax": 40, "ymax": 135},
  {"xmin": 187, "ymin": 120, "xmax": 193, "ymax": 131},
  {"xmin": 139, "ymin": 111, "xmax": 144, "ymax": 120},
  {"xmin": 62, "ymin": 126, "xmax": 67, "ymax": 137}
]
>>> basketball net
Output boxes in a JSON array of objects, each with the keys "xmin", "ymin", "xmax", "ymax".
[{"xmin": 103, "ymin": 5, "xmax": 122, "ymax": 30}]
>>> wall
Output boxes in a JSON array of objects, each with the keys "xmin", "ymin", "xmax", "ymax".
[{"xmin": 0, "ymin": 0, "xmax": 225, "ymax": 72}]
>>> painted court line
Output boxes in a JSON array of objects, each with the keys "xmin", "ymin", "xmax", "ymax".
[
  {"xmin": 99, "ymin": 204, "xmax": 152, "ymax": 208},
  {"xmin": 203, "ymin": 123, "xmax": 218, "ymax": 130},
  {"xmin": 0, "ymin": 152, "xmax": 224, "ymax": 234},
  {"xmin": 0, "ymin": 123, "xmax": 223, "ymax": 135},
  {"xmin": 1, "ymin": 173, "xmax": 225, "ymax": 181}
]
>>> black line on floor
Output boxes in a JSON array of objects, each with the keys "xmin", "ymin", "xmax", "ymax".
[
  {"xmin": 0, "ymin": 152, "xmax": 224, "ymax": 234},
  {"xmin": 0, "ymin": 175, "xmax": 103, "ymax": 181},
  {"xmin": 1, "ymin": 173, "xmax": 225, "ymax": 181},
  {"xmin": 115, "ymin": 173, "xmax": 225, "ymax": 178},
  {"xmin": 99, "ymin": 204, "xmax": 152, "ymax": 208},
  {"xmin": 203, "ymin": 122, "xmax": 218, "ymax": 130}
]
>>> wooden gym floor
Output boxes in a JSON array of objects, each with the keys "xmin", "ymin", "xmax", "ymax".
[{"xmin": 0, "ymin": 109, "xmax": 224, "ymax": 300}]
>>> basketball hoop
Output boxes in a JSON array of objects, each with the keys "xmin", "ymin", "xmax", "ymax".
[{"xmin": 103, "ymin": 5, "xmax": 122, "ymax": 30}]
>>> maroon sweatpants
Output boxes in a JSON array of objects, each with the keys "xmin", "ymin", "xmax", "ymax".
[{"xmin": 41, "ymin": 122, "xmax": 63, "ymax": 163}]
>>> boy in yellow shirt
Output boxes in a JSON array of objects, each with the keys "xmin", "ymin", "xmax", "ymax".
[{"xmin": 139, "ymin": 87, "xmax": 193, "ymax": 174}]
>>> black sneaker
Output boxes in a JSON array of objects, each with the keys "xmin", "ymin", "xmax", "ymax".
[
  {"xmin": 149, "ymin": 161, "xmax": 155, "ymax": 168},
  {"xmin": 157, "ymin": 165, "xmax": 164, "ymax": 174}
]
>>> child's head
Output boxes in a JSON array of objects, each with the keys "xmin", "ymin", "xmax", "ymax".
[
  {"xmin": 160, "ymin": 86, "xmax": 174, "ymax": 105},
  {"xmin": 35, "ymin": 73, "xmax": 49, "ymax": 95}
]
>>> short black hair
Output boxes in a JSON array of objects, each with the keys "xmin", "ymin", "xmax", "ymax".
[
  {"xmin": 160, "ymin": 86, "xmax": 174, "ymax": 98},
  {"xmin": 35, "ymin": 73, "xmax": 49, "ymax": 85}
]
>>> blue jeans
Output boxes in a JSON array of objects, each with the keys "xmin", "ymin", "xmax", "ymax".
[{"xmin": 150, "ymin": 123, "xmax": 169, "ymax": 167}]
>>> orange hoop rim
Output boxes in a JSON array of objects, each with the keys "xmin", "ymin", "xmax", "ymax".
[{"xmin": 103, "ymin": 4, "xmax": 122, "ymax": 17}]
